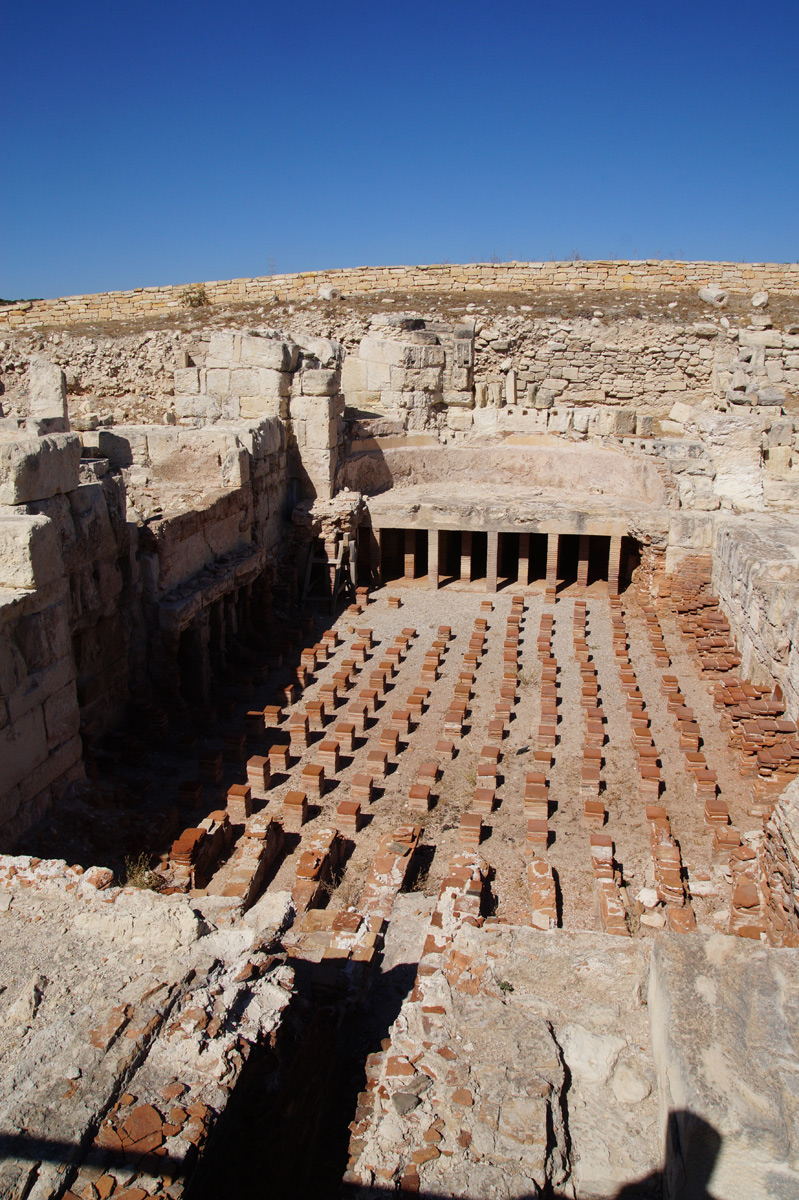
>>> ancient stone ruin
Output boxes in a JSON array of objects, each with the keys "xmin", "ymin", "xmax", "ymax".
[{"xmin": 2, "ymin": 260, "xmax": 799, "ymax": 1199}]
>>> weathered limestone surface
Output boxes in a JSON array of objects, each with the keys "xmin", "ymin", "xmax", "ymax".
[
  {"xmin": 0, "ymin": 857, "xmax": 294, "ymax": 1200},
  {"xmin": 649, "ymin": 933, "xmax": 799, "ymax": 1200},
  {"xmin": 712, "ymin": 513, "xmax": 799, "ymax": 709},
  {"xmin": 0, "ymin": 433, "xmax": 81, "ymax": 505},
  {"xmin": 762, "ymin": 778, "xmax": 799, "ymax": 946},
  {"xmin": 350, "ymin": 923, "xmax": 660, "ymax": 1199},
  {"xmin": 26, "ymin": 355, "xmax": 68, "ymax": 434}
]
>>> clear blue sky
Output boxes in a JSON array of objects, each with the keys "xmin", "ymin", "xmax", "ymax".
[{"xmin": 2, "ymin": 0, "xmax": 798, "ymax": 299}]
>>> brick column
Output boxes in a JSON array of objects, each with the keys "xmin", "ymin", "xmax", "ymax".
[
  {"xmin": 404, "ymin": 529, "xmax": 416, "ymax": 580},
  {"xmin": 546, "ymin": 534, "xmax": 559, "ymax": 590},
  {"xmin": 577, "ymin": 534, "xmax": 590, "ymax": 588},
  {"xmin": 377, "ymin": 528, "xmax": 387, "ymax": 586},
  {"xmin": 486, "ymin": 531, "xmax": 499, "ymax": 594},
  {"xmin": 460, "ymin": 531, "xmax": 472, "ymax": 582},
  {"xmin": 367, "ymin": 525, "xmax": 380, "ymax": 587},
  {"xmin": 608, "ymin": 535, "xmax": 622, "ymax": 596},
  {"xmin": 427, "ymin": 529, "xmax": 439, "ymax": 590},
  {"xmin": 518, "ymin": 533, "xmax": 530, "ymax": 586}
]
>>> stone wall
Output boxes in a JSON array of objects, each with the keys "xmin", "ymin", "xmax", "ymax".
[
  {"xmin": 2, "ymin": 259, "xmax": 799, "ymax": 330},
  {"xmin": 712, "ymin": 514, "xmax": 799, "ymax": 714},
  {"xmin": 0, "ymin": 433, "xmax": 87, "ymax": 845},
  {"xmin": 0, "ymin": 406, "xmax": 294, "ymax": 847}
]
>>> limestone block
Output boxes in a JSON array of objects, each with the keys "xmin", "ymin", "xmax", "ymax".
[
  {"xmin": 241, "ymin": 417, "xmax": 285, "ymax": 459},
  {"xmin": 205, "ymin": 368, "xmax": 231, "ymax": 396},
  {"xmin": 421, "ymin": 344, "xmax": 446, "ymax": 368},
  {"xmin": 239, "ymin": 395, "xmax": 287, "ymax": 421},
  {"xmin": 365, "ymin": 359, "xmax": 391, "ymax": 392},
  {"xmin": 757, "ymin": 386, "xmax": 786, "ymax": 406},
  {"xmin": 766, "ymin": 445, "xmax": 792, "ymax": 475},
  {"xmin": 454, "ymin": 333, "xmax": 474, "ymax": 366},
  {"xmin": 340, "ymin": 352, "xmax": 369, "ymax": 396},
  {"xmin": 300, "ymin": 369, "xmax": 339, "ymax": 396},
  {"xmin": 0, "ymin": 434, "xmax": 81, "ymax": 505},
  {"xmin": 764, "ymin": 420, "xmax": 794, "ymax": 447},
  {"xmin": 649, "ymin": 933, "xmax": 799, "ymax": 1200},
  {"xmin": 446, "ymin": 407, "xmax": 473, "ymax": 431},
  {"xmin": 739, "ymin": 329, "xmax": 783, "ymax": 349},
  {"xmin": 173, "ymin": 367, "xmax": 200, "ymax": 394},
  {"xmin": 668, "ymin": 401, "xmax": 693, "ymax": 425},
  {"xmin": 96, "ymin": 428, "xmax": 149, "ymax": 467},
  {"xmin": 236, "ymin": 367, "xmax": 290, "ymax": 398},
  {"xmin": 636, "ymin": 414, "xmax": 654, "ymax": 436},
  {"xmin": 698, "ymin": 285, "xmax": 728, "ymax": 307},
  {"xmin": 297, "ymin": 336, "xmax": 342, "ymax": 367},
  {"xmin": 43, "ymin": 682, "xmax": 81, "ymax": 750},
  {"xmin": 7, "ymin": 654, "xmax": 76, "ymax": 725},
  {"xmin": 27, "ymin": 355, "xmax": 68, "ymax": 434},
  {"xmin": 18, "ymin": 731, "xmax": 83, "ymax": 804},
  {"xmin": 472, "ymin": 406, "xmax": 499, "ymax": 435},
  {"xmin": 548, "ymin": 408, "xmax": 573, "ymax": 434},
  {"xmin": 173, "ymin": 393, "xmax": 222, "ymax": 421},
  {"xmin": 443, "ymin": 390, "xmax": 474, "ymax": 408},
  {"xmin": 450, "ymin": 365, "xmax": 471, "ymax": 391},
  {"xmin": 146, "ymin": 428, "xmax": 250, "ymax": 489},
  {"xmin": 0, "ymin": 634, "xmax": 25, "ymax": 697},
  {"xmin": 68, "ymin": 483, "xmax": 116, "ymax": 559},
  {"xmin": 24, "ymin": 494, "xmax": 76, "ymax": 560},
  {"xmin": 298, "ymin": 449, "xmax": 336, "ymax": 500},
  {"xmin": 0, "ymin": 706, "xmax": 48, "ymax": 797},
  {"xmin": 0, "ymin": 513, "xmax": 62, "ymax": 590},
  {"xmin": 206, "ymin": 331, "xmax": 242, "ymax": 366},
  {"xmin": 240, "ymin": 336, "xmax": 297, "ymax": 372},
  {"xmin": 390, "ymin": 366, "xmax": 441, "ymax": 393},
  {"xmin": 614, "ymin": 408, "xmax": 636, "ymax": 435},
  {"xmin": 290, "ymin": 396, "xmax": 339, "ymax": 451},
  {"xmin": 359, "ymin": 337, "xmax": 443, "ymax": 370}
]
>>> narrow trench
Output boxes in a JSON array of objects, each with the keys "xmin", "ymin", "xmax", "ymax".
[{"xmin": 188, "ymin": 957, "xmax": 419, "ymax": 1200}]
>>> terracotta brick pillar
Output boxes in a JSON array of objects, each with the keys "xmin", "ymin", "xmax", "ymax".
[
  {"xmin": 428, "ymin": 529, "xmax": 440, "ymax": 590},
  {"xmin": 577, "ymin": 535, "xmax": 590, "ymax": 587},
  {"xmin": 486, "ymin": 531, "xmax": 499, "ymax": 594},
  {"xmin": 518, "ymin": 533, "xmax": 530, "ymax": 586},
  {"xmin": 404, "ymin": 529, "xmax": 416, "ymax": 580},
  {"xmin": 546, "ymin": 534, "xmax": 559, "ymax": 589},
  {"xmin": 376, "ymin": 528, "xmax": 386, "ymax": 586},
  {"xmin": 460, "ymin": 531, "xmax": 472, "ymax": 582},
  {"xmin": 608, "ymin": 535, "xmax": 622, "ymax": 596}
]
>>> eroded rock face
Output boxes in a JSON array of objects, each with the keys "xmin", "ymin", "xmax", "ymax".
[
  {"xmin": 0, "ymin": 856, "xmax": 294, "ymax": 1200},
  {"xmin": 649, "ymin": 933, "xmax": 799, "ymax": 1200}
]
